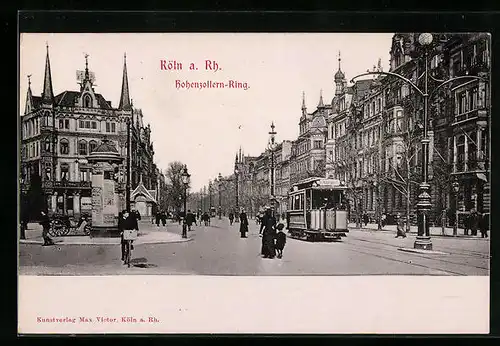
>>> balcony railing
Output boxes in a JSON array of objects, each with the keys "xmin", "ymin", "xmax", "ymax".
[{"xmin": 44, "ymin": 180, "xmax": 92, "ymax": 189}]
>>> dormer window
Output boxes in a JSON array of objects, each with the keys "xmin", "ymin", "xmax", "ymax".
[{"xmin": 84, "ymin": 94, "xmax": 92, "ymax": 108}]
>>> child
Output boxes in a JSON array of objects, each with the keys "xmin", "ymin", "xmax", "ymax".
[{"xmin": 275, "ymin": 223, "xmax": 287, "ymax": 259}]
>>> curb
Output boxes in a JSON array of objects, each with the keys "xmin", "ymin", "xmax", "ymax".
[
  {"xmin": 350, "ymin": 228, "xmax": 488, "ymax": 239},
  {"xmin": 398, "ymin": 248, "xmax": 448, "ymax": 255},
  {"xmin": 19, "ymin": 236, "xmax": 193, "ymax": 246}
]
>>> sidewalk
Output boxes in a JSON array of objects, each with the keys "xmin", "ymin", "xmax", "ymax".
[
  {"xmin": 349, "ymin": 222, "xmax": 489, "ymax": 239},
  {"xmin": 19, "ymin": 222, "xmax": 191, "ymax": 246}
]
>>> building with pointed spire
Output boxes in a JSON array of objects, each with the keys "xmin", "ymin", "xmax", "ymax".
[{"xmin": 20, "ymin": 48, "xmax": 160, "ymax": 218}]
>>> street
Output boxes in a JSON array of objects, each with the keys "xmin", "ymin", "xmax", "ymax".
[{"xmin": 18, "ymin": 218, "xmax": 489, "ymax": 276}]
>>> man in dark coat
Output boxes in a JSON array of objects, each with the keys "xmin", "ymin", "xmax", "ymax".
[
  {"xmin": 161, "ymin": 210, "xmax": 167, "ymax": 227},
  {"xmin": 470, "ymin": 209, "xmax": 479, "ymax": 236},
  {"xmin": 229, "ymin": 212, "xmax": 234, "ymax": 225},
  {"xmin": 119, "ymin": 209, "xmax": 139, "ymax": 264},
  {"xmin": 239, "ymin": 209, "xmax": 249, "ymax": 238},
  {"xmin": 479, "ymin": 213, "xmax": 489, "ymax": 238},
  {"xmin": 39, "ymin": 210, "xmax": 54, "ymax": 246},
  {"xmin": 260, "ymin": 208, "xmax": 277, "ymax": 258},
  {"xmin": 155, "ymin": 211, "xmax": 161, "ymax": 227},
  {"xmin": 186, "ymin": 210, "xmax": 196, "ymax": 231}
]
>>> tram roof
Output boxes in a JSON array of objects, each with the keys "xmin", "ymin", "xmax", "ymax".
[{"xmin": 291, "ymin": 177, "xmax": 347, "ymax": 191}]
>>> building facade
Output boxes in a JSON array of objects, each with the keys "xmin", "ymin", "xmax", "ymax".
[{"xmin": 20, "ymin": 47, "xmax": 160, "ymax": 218}]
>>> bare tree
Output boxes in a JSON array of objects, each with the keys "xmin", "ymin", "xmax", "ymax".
[{"xmin": 164, "ymin": 161, "xmax": 191, "ymax": 212}]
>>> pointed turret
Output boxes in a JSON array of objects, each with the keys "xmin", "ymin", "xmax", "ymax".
[
  {"xmin": 235, "ymin": 152, "xmax": 239, "ymax": 164},
  {"xmin": 41, "ymin": 43, "xmax": 54, "ymax": 105},
  {"xmin": 318, "ymin": 89, "xmax": 325, "ymax": 108},
  {"xmin": 24, "ymin": 75, "xmax": 34, "ymax": 114},
  {"xmin": 118, "ymin": 53, "xmax": 132, "ymax": 110},
  {"xmin": 239, "ymin": 146, "xmax": 242, "ymax": 163},
  {"xmin": 335, "ymin": 51, "xmax": 346, "ymax": 96},
  {"xmin": 301, "ymin": 91, "xmax": 307, "ymax": 117},
  {"xmin": 377, "ymin": 58, "xmax": 383, "ymax": 72}
]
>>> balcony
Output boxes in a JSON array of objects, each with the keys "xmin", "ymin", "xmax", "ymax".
[{"xmin": 44, "ymin": 180, "xmax": 92, "ymax": 189}]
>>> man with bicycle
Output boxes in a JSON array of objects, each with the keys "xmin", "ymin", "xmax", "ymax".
[{"xmin": 119, "ymin": 209, "xmax": 139, "ymax": 265}]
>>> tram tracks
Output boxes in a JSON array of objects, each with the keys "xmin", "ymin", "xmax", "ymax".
[{"xmin": 345, "ymin": 236, "xmax": 489, "ymax": 274}]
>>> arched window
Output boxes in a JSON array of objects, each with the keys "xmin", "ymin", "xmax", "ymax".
[
  {"xmin": 84, "ymin": 94, "xmax": 92, "ymax": 108},
  {"xmin": 468, "ymin": 132, "xmax": 477, "ymax": 169},
  {"xmin": 60, "ymin": 163, "xmax": 69, "ymax": 181},
  {"xmin": 78, "ymin": 139, "xmax": 88, "ymax": 155},
  {"xmin": 44, "ymin": 137, "xmax": 51, "ymax": 153},
  {"xmin": 59, "ymin": 138, "xmax": 69, "ymax": 155},
  {"xmin": 457, "ymin": 135, "xmax": 465, "ymax": 172},
  {"xmin": 89, "ymin": 140, "xmax": 98, "ymax": 153}
]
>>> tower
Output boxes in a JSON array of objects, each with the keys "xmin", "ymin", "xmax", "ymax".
[
  {"xmin": 334, "ymin": 51, "xmax": 346, "ymax": 96},
  {"xmin": 119, "ymin": 53, "xmax": 132, "ymax": 110}
]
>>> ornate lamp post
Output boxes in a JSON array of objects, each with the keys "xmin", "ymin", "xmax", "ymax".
[
  {"xmin": 351, "ymin": 33, "xmax": 488, "ymax": 250},
  {"xmin": 268, "ymin": 122, "xmax": 277, "ymax": 212},
  {"xmin": 181, "ymin": 166, "xmax": 190, "ymax": 238},
  {"xmin": 234, "ymin": 166, "xmax": 239, "ymax": 221},
  {"xmin": 452, "ymin": 178, "xmax": 460, "ymax": 237},
  {"xmin": 218, "ymin": 172, "xmax": 223, "ymax": 219}
]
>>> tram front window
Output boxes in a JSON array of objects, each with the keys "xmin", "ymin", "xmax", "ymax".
[{"xmin": 311, "ymin": 190, "xmax": 343, "ymax": 209}]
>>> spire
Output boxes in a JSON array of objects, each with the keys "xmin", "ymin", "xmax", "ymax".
[
  {"xmin": 235, "ymin": 152, "xmax": 239, "ymax": 164},
  {"xmin": 301, "ymin": 91, "xmax": 306, "ymax": 110},
  {"xmin": 239, "ymin": 146, "xmax": 242, "ymax": 163},
  {"xmin": 334, "ymin": 50, "xmax": 345, "ymax": 82},
  {"xmin": 119, "ymin": 53, "xmax": 132, "ymax": 110},
  {"xmin": 41, "ymin": 43, "xmax": 54, "ymax": 104},
  {"xmin": 85, "ymin": 53, "xmax": 90, "ymax": 80},
  {"xmin": 377, "ymin": 58, "xmax": 383, "ymax": 72},
  {"xmin": 24, "ymin": 75, "xmax": 34, "ymax": 114},
  {"xmin": 318, "ymin": 89, "xmax": 325, "ymax": 108}
]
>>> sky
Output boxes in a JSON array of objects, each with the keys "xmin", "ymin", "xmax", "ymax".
[{"xmin": 19, "ymin": 33, "xmax": 393, "ymax": 191}]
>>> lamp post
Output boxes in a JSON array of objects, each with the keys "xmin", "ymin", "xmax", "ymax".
[
  {"xmin": 218, "ymin": 172, "xmax": 222, "ymax": 219},
  {"xmin": 125, "ymin": 115, "xmax": 131, "ymax": 212},
  {"xmin": 351, "ymin": 33, "xmax": 488, "ymax": 250},
  {"xmin": 373, "ymin": 180, "xmax": 382, "ymax": 230},
  {"xmin": 209, "ymin": 180, "xmax": 213, "ymax": 211},
  {"xmin": 234, "ymin": 166, "xmax": 239, "ymax": 220},
  {"xmin": 181, "ymin": 166, "xmax": 190, "ymax": 238},
  {"xmin": 452, "ymin": 179, "xmax": 460, "ymax": 237},
  {"xmin": 268, "ymin": 122, "xmax": 277, "ymax": 212}
]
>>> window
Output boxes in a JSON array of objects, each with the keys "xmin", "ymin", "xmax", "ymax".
[
  {"xmin": 89, "ymin": 140, "xmax": 98, "ymax": 153},
  {"xmin": 78, "ymin": 140, "xmax": 88, "ymax": 155},
  {"xmin": 468, "ymin": 132, "xmax": 477, "ymax": 168},
  {"xmin": 59, "ymin": 119, "xmax": 64, "ymax": 129},
  {"xmin": 65, "ymin": 119, "xmax": 70, "ymax": 129},
  {"xmin": 44, "ymin": 137, "xmax": 51, "ymax": 152},
  {"xmin": 85, "ymin": 121, "xmax": 90, "ymax": 129},
  {"xmin": 457, "ymin": 135, "xmax": 465, "ymax": 171},
  {"xmin": 313, "ymin": 140, "xmax": 322, "ymax": 149},
  {"xmin": 79, "ymin": 120, "xmax": 85, "ymax": 128},
  {"xmin": 45, "ymin": 164, "xmax": 51, "ymax": 181},
  {"xmin": 470, "ymin": 87, "xmax": 478, "ymax": 110},
  {"xmin": 84, "ymin": 95, "xmax": 92, "ymax": 108},
  {"xmin": 92, "ymin": 121, "xmax": 97, "ymax": 129},
  {"xmin": 59, "ymin": 138, "xmax": 69, "ymax": 155},
  {"xmin": 458, "ymin": 92, "xmax": 467, "ymax": 114},
  {"xmin": 60, "ymin": 163, "xmax": 69, "ymax": 181},
  {"xmin": 106, "ymin": 122, "xmax": 110, "ymax": 132}
]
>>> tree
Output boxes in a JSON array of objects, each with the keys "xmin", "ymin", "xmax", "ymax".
[
  {"xmin": 380, "ymin": 95, "xmax": 422, "ymax": 232},
  {"xmin": 164, "ymin": 161, "xmax": 191, "ymax": 212}
]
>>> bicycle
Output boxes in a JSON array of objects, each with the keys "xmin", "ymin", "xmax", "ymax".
[{"xmin": 122, "ymin": 229, "xmax": 138, "ymax": 268}]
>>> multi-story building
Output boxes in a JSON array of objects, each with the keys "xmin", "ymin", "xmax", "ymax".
[{"xmin": 20, "ymin": 47, "xmax": 160, "ymax": 218}]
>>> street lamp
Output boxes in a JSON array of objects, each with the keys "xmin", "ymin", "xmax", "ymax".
[
  {"xmin": 218, "ymin": 172, "xmax": 223, "ymax": 219},
  {"xmin": 268, "ymin": 122, "xmax": 277, "ymax": 213},
  {"xmin": 181, "ymin": 166, "xmax": 190, "ymax": 238},
  {"xmin": 351, "ymin": 33, "xmax": 488, "ymax": 251},
  {"xmin": 234, "ymin": 166, "xmax": 239, "ymax": 219},
  {"xmin": 125, "ymin": 115, "xmax": 131, "ymax": 212},
  {"xmin": 452, "ymin": 178, "xmax": 460, "ymax": 237}
]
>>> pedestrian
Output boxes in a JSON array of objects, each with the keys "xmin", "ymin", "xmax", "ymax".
[
  {"xmin": 161, "ymin": 210, "xmax": 167, "ymax": 227},
  {"xmin": 185, "ymin": 210, "xmax": 196, "ymax": 231},
  {"xmin": 119, "ymin": 209, "xmax": 138, "ymax": 264},
  {"xmin": 463, "ymin": 212, "xmax": 470, "ymax": 236},
  {"xmin": 20, "ymin": 197, "xmax": 29, "ymax": 240},
  {"xmin": 260, "ymin": 207, "xmax": 277, "ymax": 258},
  {"xmin": 480, "ymin": 212, "xmax": 489, "ymax": 238},
  {"xmin": 133, "ymin": 209, "xmax": 141, "ymax": 221},
  {"xmin": 239, "ymin": 209, "xmax": 249, "ymax": 238},
  {"xmin": 275, "ymin": 223, "xmax": 287, "ymax": 259},
  {"xmin": 470, "ymin": 209, "xmax": 479, "ymax": 236},
  {"xmin": 155, "ymin": 211, "xmax": 161, "ymax": 227},
  {"xmin": 229, "ymin": 212, "xmax": 234, "ymax": 225},
  {"xmin": 381, "ymin": 213, "xmax": 387, "ymax": 228},
  {"xmin": 363, "ymin": 213, "xmax": 369, "ymax": 227},
  {"xmin": 395, "ymin": 214, "xmax": 406, "ymax": 238},
  {"xmin": 39, "ymin": 210, "xmax": 54, "ymax": 246}
]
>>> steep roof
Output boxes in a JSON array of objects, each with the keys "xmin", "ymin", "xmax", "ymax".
[
  {"xmin": 131, "ymin": 180, "xmax": 157, "ymax": 204},
  {"xmin": 352, "ymin": 79, "xmax": 373, "ymax": 102},
  {"xmin": 54, "ymin": 91, "xmax": 113, "ymax": 109}
]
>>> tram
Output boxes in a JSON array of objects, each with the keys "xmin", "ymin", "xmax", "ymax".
[{"xmin": 287, "ymin": 177, "xmax": 349, "ymax": 241}]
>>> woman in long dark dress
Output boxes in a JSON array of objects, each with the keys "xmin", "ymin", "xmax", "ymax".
[
  {"xmin": 260, "ymin": 208, "xmax": 277, "ymax": 258},
  {"xmin": 239, "ymin": 209, "xmax": 249, "ymax": 238}
]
